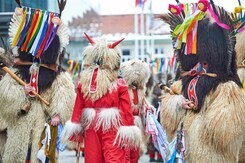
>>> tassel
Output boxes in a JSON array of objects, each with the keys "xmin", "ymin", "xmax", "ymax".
[{"xmin": 29, "ymin": 62, "xmax": 40, "ymax": 97}]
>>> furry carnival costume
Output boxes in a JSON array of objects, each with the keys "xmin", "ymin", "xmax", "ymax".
[
  {"xmin": 233, "ymin": 5, "xmax": 245, "ymax": 162},
  {"xmin": 0, "ymin": 47, "xmax": 14, "ymax": 162},
  {"xmin": 120, "ymin": 59, "xmax": 150, "ymax": 162},
  {"xmin": 0, "ymin": 1, "xmax": 76, "ymax": 162},
  {"xmin": 159, "ymin": 0, "xmax": 245, "ymax": 162},
  {"xmin": 235, "ymin": 28, "xmax": 245, "ymax": 163},
  {"xmin": 61, "ymin": 33, "xmax": 142, "ymax": 163}
]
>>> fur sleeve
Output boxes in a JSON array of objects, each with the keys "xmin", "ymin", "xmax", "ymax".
[
  {"xmin": 160, "ymin": 94, "xmax": 186, "ymax": 141},
  {"xmin": 200, "ymin": 81, "xmax": 245, "ymax": 151},
  {"xmin": 48, "ymin": 72, "xmax": 76, "ymax": 125},
  {"xmin": 0, "ymin": 72, "xmax": 28, "ymax": 121}
]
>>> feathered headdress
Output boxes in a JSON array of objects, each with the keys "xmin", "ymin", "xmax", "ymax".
[
  {"xmin": 8, "ymin": 0, "xmax": 69, "ymax": 95},
  {"xmin": 159, "ymin": 0, "xmax": 240, "ymax": 111},
  {"xmin": 159, "ymin": 0, "xmax": 235, "ymax": 75},
  {"xmin": 8, "ymin": 0, "xmax": 69, "ymax": 57}
]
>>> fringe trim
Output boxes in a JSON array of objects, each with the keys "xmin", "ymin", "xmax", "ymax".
[
  {"xmin": 114, "ymin": 126, "xmax": 142, "ymax": 149},
  {"xmin": 81, "ymin": 108, "xmax": 96, "ymax": 130},
  {"xmin": 94, "ymin": 108, "xmax": 122, "ymax": 132},
  {"xmin": 134, "ymin": 116, "xmax": 143, "ymax": 131},
  {"xmin": 60, "ymin": 120, "xmax": 82, "ymax": 143},
  {"xmin": 81, "ymin": 108, "xmax": 122, "ymax": 132}
]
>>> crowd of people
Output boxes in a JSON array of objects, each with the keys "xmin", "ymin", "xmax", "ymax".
[{"xmin": 0, "ymin": 0, "xmax": 245, "ymax": 163}]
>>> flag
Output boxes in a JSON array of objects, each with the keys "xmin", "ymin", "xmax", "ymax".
[{"xmin": 135, "ymin": 0, "xmax": 147, "ymax": 8}]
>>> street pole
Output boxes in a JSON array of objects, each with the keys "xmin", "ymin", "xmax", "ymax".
[
  {"xmin": 134, "ymin": 8, "xmax": 139, "ymax": 60},
  {"xmin": 140, "ymin": 7, "xmax": 144, "ymax": 60}
]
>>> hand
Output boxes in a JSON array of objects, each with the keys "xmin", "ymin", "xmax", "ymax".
[
  {"xmin": 24, "ymin": 84, "xmax": 34, "ymax": 95},
  {"xmin": 50, "ymin": 114, "xmax": 60, "ymax": 126},
  {"xmin": 181, "ymin": 99, "xmax": 194, "ymax": 110},
  {"xmin": 146, "ymin": 105, "xmax": 156, "ymax": 114}
]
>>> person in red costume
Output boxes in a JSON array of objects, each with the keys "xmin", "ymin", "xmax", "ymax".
[
  {"xmin": 120, "ymin": 59, "xmax": 151, "ymax": 162},
  {"xmin": 61, "ymin": 33, "xmax": 142, "ymax": 163}
]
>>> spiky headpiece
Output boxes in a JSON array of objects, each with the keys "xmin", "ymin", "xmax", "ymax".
[{"xmin": 80, "ymin": 32, "xmax": 125, "ymax": 101}]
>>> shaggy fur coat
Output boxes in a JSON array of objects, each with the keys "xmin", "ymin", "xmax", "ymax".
[
  {"xmin": 0, "ymin": 70, "xmax": 76, "ymax": 163},
  {"xmin": 160, "ymin": 80, "xmax": 245, "ymax": 163},
  {"xmin": 235, "ymin": 29, "xmax": 245, "ymax": 163}
]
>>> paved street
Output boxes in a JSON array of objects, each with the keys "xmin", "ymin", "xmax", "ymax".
[{"xmin": 59, "ymin": 150, "xmax": 159, "ymax": 163}]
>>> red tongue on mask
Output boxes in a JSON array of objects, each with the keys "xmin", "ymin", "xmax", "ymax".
[
  {"xmin": 89, "ymin": 67, "xmax": 98, "ymax": 93},
  {"xmin": 133, "ymin": 88, "xmax": 138, "ymax": 105}
]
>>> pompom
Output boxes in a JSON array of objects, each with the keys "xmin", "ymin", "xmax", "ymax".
[
  {"xmin": 197, "ymin": 0, "xmax": 209, "ymax": 12},
  {"xmin": 168, "ymin": 4, "xmax": 183, "ymax": 15},
  {"xmin": 52, "ymin": 17, "xmax": 61, "ymax": 25},
  {"xmin": 15, "ymin": 7, "xmax": 23, "ymax": 16},
  {"xmin": 234, "ymin": 6, "xmax": 242, "ymax": 13}
]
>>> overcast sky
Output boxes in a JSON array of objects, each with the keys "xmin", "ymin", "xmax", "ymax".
[{"xmin": 61, "ymin": 0, "xmax": 245, "ymax": 25}]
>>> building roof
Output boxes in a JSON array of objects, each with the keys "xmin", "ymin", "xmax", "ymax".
[{"xmin": 68, "ymin": 9, "xmax": 170, "ymax": 41}]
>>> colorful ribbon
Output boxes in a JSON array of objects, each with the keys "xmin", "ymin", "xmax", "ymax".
[{"xmin": 12, "ymin": 7, "xmax": 61, "ymax": 57}]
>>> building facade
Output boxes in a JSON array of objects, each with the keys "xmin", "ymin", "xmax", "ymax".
[{"xmin": 67, "ymin": 10, "xmax": 173, "ymax": 64}]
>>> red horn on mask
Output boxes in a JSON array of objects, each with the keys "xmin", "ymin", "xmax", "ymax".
[
  {"xmin": 108, "ymin": 38, "xmax": 125, "ymax": 49},
  {"xmin": 84, "ymin": 32, "xmax": 95, "ymax": 45}
]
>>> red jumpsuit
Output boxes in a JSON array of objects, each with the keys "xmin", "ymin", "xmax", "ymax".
[{"xmin": 63, "ymin": 78, "xmax": 141, "ymax": 163}]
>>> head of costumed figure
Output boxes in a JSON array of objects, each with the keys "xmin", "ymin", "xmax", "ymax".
[
  {"xmin": 120, "ymin": 60, "xmax": 150, "ymax": 113},
  {"xmin": 81, "ymin": 32, "xmax": 124, "ymax": 102},
  {"xmin": 159, "ymin": 0, "xmax": 241, "ymax": 112},
  {"xmin": 8, "ymin": 0, "xmax": 69, "ymax": 94}
]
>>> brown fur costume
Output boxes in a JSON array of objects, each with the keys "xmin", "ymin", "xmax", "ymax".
[
  {"xmin": 159, "ymin": 3, "xmax": 245, "ymax": 163},
  {"xmin": 0, "ymin": 47, "xmax": 14, "ymax": 161},
  {"xmin": 0, "ymin": 2, "xmax": 76, "ymax": 162},
  {"xmin": 235, "ymin": 27, "xmax": 245, "ymax": 163}
]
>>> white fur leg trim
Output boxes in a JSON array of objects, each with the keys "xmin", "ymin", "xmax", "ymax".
[
  {"xmin": 60, "ymin": 120, "xmax": 82, "ymax": 143},
  {"xmin": 95, "ymin": 108, "xmax": 121, "ymax": 132},
  {"xmin": 134, "ymin": 116, "xmax": 143, "ymax": 130},
  {"xmin": 81, "ymin": 108, "xmax": 96, "ymax": 130},
  {"xmin": 114, "ymin": 126, "xmax": 142, "ymax": 149}
]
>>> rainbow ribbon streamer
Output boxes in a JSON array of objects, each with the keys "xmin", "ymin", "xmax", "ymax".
[
  {"xmin": 67, "ymin": 60, "xmax": 81, "ymax": 81},
  {"xmin": 13, "ymin": 7, "xmax": 60, "ymax": 57},
  {"xmin": 173, "ymin": 3, "xmax": 205, "ymax": 55},
  {"xmin": 154, "ymin": 58, "xmax": 174, "ymax": 74}
]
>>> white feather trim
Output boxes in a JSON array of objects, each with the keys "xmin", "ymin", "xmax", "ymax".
[
  {"xmin": 81, "ymin": 108, "xmax": 96, "ymax": 130},
  {"xmin": 114, "ymin": 126, "xmax": 142, "ymax": 149},
  {"xmin": 95, "ymin": 108, "xmax": 122, "ymax": 132},
  {"xmin": 57, "ymin": 22, "xmax": 69, "ymax": 50},
  {"xmin": 8, "ymin": 13, "xmax": 23, "ymax": 45},
  {"xmin": 8, "ymin": 13, "xmax": 69, "ymax": 51},
  {"xmin": 60, "ymin": 120, "xmax": 82, "ymax": 143}
]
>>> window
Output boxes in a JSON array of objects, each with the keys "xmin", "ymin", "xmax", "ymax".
[
  {"xmin": 155, "ymin": 47, "xmax": 164, "ymax": 54},
  {"xmin": 122, "ymin": 49, "xmax": 130, "ymax": 56},
  {"xmin": 160, "ymin": 48, "xmax": 164, "ymax": 54},
  {"xmin": 155, "ymin": 48, "xmax": 158, "ymax": 54}
]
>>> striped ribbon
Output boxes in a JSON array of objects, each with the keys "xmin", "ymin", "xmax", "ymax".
[{"xmin": 12, "ymin": 7, "xmax": 60, "ymax": 58}]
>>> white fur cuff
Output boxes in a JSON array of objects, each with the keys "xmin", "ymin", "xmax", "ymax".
[
  {"xmin": 114, "ymin": 126, "xmax": 142, "ymax": 149},
  {"xmin": 60, "ymin": 120, "xmax": 82, "ymax": 143}
]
